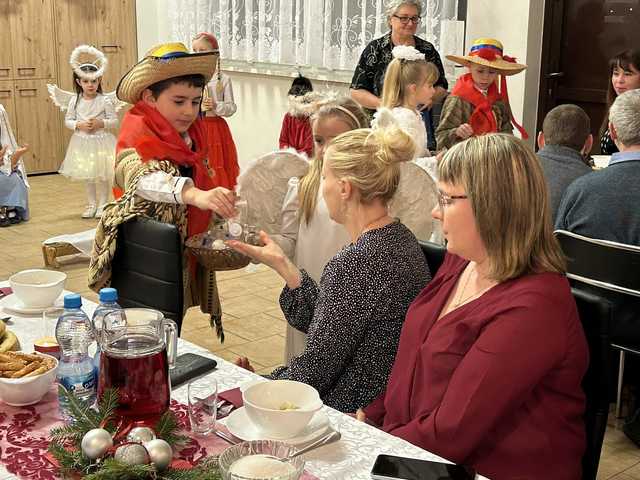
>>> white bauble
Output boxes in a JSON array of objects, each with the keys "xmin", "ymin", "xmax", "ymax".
[
  {"xmin": 114, "ymin": 443, "xmax": 150, "ymax": 465},
  {"xmin": 81, "ymin": 428, "xmax": 113, "ymax": 460},
  {"xmin": 127, "ymin": 426, "xmax": 156, "ymax": 444},
  {"xmin": 144, "ymin": 438, "xmax": 173, "ymax": 471}
]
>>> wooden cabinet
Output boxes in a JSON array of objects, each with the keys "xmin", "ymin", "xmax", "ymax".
[
  {"xmin": 12, "ymin": 80, "xmax": 63, "ymax": 174},
  {"xmin": 11, "ymin": 0, "xmax": 57, "ymax": 79},
  {"xmin": 0, "ymin": 81, "xmax": 17, "ymax": 130},
  {"xmin": 0, "ymin": 3, "xmax": 14, "ymax": 80}
]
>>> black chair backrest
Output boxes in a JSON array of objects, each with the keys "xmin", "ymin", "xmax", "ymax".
[
  {"xmin": 418, "ymin": 240, "xmax": 446, "ymax": 276},
  {"xmin": 555, "ymin": 230, "xmax": 640, "ymax": 296},
  {"xmin": 110, "ymin": 217, "xmax": 184, "ymax": 333},
  {"xmin": 572, "ymin": 287, "xmax": 612, "ymax": 480}
]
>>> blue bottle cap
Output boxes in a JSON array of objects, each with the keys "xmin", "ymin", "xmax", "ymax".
[
  {"xmin": 99, "ymin": 288, "xmax": 118, "ymax": 303},
  {"xmin": 63, "ymin": 293, "xmax": 82, "ymax": 309}
]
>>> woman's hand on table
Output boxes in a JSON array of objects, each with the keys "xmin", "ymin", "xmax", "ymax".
[
  {"xmin": 182, "ymin": 185, "xmax": 236, "ymax": 217},
  {"xmin": 235, "ymin": 356, "xmax": 255, "ymax": 372},
  {"xmin": 355, "ymin": 409, "xmax": 367, "ymax": 422},
  {"xmin": 227, "ymin": 231, "xmax": 302, "ymax": 288}
]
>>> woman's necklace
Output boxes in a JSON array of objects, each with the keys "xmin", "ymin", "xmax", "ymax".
[
  {"xmin": 359, "ymin": 214, "xmax": 392, "ymax": 237},
  {"xmin": 451, "ymin": 263, "xmax": 494, "ymax": 309}
]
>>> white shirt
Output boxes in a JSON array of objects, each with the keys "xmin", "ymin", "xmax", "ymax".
[
  {"xmin": 64, "ymin": 94, "xmax": 118, "ymax": 133},
  {"xmin": 204, "ymin": 73, "xmax": 237, "ymax": 118},
  {"xmin": 390, "ymin": 106, "xmax": 428, "ymax": 158}
]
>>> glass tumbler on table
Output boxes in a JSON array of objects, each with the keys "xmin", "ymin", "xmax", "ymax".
[{"xmin": 188, "ymin": 376, "xmax": 218, "ymax": 435}]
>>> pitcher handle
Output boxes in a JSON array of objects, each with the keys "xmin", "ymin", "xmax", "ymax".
[{"xmin": 164, "ymin": 318, "xmax": 178, "ymax": 369}]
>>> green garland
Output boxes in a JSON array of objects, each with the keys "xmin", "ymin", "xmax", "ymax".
[{"xmin": 48, "ymin": 386, "xmax": 222, "ymax": 480}]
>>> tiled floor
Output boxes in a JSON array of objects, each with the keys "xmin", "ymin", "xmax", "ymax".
[{"xmin": 3, "ymin": 173, "xmax": 640, "ymax": 478}]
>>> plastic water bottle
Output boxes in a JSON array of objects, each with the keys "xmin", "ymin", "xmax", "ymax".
[
  {"xmin": 91, "ymin": 288, "xmax": 121, "ymax": 375},
  {"xmin": 55, "ymin": 294, "xmax": 96, "ymax": 420}
]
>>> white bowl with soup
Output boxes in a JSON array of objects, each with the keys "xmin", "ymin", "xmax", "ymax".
[{"xmin": 242, "ymin": 380, "xmax": 323, "ymax": 439}]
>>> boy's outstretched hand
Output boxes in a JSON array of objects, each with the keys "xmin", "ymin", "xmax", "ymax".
[{"xmin": 182, "ymin": 185, "xmax": 237, "ymax": 218}]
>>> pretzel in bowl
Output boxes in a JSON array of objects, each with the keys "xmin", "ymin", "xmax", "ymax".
[{"xmin": 0, "ymin": 352, "xmax": 56, "ymax": 379}]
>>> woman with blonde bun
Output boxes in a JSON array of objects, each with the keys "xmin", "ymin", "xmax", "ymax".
[{"xmin": 228, "ymin": 125, "xmax": 431, "ymax": 413}]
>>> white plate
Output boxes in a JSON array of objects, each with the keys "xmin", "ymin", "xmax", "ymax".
[
  {"xmin": 0, "ymin": 293, "xmax": 64, "ymax": 315},
  {"xmin": 224, "ymin": 406, "xmax": 330, "ymax": 445}
]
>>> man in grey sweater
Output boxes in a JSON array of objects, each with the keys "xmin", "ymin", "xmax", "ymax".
[{"xmin": 537, "ymin": 104, "xmax": 593, "ymax": 220}]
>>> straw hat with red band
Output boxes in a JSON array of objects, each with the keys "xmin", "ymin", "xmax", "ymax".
[
  {"xmin": 117, "ymin": 42, "xmax": 218, "ymax": 104},
  {"xmin": 446, "ymin": 38, "xmax": 527, "ymax": 76}
]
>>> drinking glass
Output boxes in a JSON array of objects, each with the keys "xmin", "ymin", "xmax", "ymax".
[{"xmin": 188, "ymin": 377, "xmax": 218, "ymax": 435}]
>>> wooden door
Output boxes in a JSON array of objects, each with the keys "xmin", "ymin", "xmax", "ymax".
[
  {"xmin": 11, "ymin": 0, "xmax": 56, "ymax": 79},
  {"xmin": 0, "ymin": 81, "xmax": 17, "ymax": 131},
  {"xmin": 95, "ymin": 0, "xmax": 138, "ymax": 92},
  {"xmin": 537, "ymin": 0, "xmax": 640, "ymax": 151},
  {"xmin": 0, "ymin": 3, "xmax": 15, "ymax": 80},
  {"xmin": 13, "ymin": 79, "xmax": 63, "ymax": 173},
  {"xmin": 54, "ymin": 0, "xmax": 100, "ymax": 92}
]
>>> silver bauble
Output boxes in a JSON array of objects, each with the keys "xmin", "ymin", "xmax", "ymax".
[
  {"xmin": 114, "ymin": 443, "xmax": 150, "ymax": 465},
  {"xmin": 127, "ymin": 426, "xmax": 156, "ymax": 444},
  {"xmin": 81, "ymin": 428, "xmax": 113, "ymax": 459},
  {"xmin": 144, "ymin": 438, "xmax": 173, "ymax": 471}
]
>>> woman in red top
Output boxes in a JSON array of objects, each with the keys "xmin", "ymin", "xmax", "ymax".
[{"xmin": 361, "ymin": 133, "xmax": 588, "ymax": 479}]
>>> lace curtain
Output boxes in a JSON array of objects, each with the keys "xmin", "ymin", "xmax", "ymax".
[{"xmin": 168, "ymin": 0, "xmax": 460, "ymax": 73}]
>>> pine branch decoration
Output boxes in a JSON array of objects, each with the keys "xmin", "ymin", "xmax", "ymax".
[{"xmin": 155, "ymin": 411, "xmax": 188, "ymax": 447}]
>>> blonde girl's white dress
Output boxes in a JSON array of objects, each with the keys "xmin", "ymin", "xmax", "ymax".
[
  {"xmin": 59, "ymin": 94, "xmax": 118, "ymax": 182},
  {"xmin": 273, "ymin": 177, "xmax": 351, "ymax": 362}
]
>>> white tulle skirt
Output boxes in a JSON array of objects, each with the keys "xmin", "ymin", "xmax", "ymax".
[{"xmin": 59, "ymin": 130, "xmax": 116, "ymax": 182}]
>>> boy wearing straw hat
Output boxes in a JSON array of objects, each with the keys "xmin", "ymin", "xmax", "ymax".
[
  {"xmin": 89, "ymin": 43, "xmax": 235, "ymax": 337},
  {"xmin": 436, "ymin": 38, "xmax": 528, "ymax": 150}
]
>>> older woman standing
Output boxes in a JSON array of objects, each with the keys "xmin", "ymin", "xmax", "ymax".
[
  {"xmin": 350, "ymin": 0, "xmax": 448, "ymax": 123},
  {"xmin": 361, "ymin": 134, "xmax": 588, "ymax": 479},
  {"xmin": 229, "ymin": 125, "xmax": 430, "ymax": 413}
]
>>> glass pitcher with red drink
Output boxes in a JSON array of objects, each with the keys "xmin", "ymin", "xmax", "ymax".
[{"xmin": 96, "ymin": 308, "xmax": 177, "ymax": 423}]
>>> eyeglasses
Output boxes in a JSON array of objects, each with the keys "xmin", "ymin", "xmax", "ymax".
[
  {"xmin": 437, "ymin": 191, "xmax": 468, "ymax": 209},
  {"xmin": 392, "ymin": 14, "xmax": 421, "ymax": 24}
]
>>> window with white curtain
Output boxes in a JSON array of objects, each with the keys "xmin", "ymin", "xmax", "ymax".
[{"xmin": 168, "ymin": 0, "xmax": 462, "ymax": 81}]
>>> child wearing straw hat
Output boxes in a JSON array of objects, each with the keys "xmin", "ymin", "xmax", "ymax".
[
  {"xmin": 89, "ymin": 43, "xmax": 236, "ymax": 337},
  {"xmin": 436, "ymin": 38, "xmax": 528, "ymax": 150}
]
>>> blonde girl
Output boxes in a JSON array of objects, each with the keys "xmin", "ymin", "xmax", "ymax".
[
  {"xmin": 274, "ymin": 94, "xmax": 369, "ymax": 361},
  {"xmin": 376, "ymin": 45, "xmax": 439, "ymax": 157}
]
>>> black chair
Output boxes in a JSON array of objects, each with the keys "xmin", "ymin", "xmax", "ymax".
[
  {"xmin": 555, "ymin": 229, "xmax": 640, "ymax": 418},
  {"xmin": 572, "ymin": 287, "xmax": 612, "ymax": 480},
  {"xmin": 110, "ymin": 217, "xmax": 184, "ymax": 333},
  {"xmin": 418, "ymin": 240, "xmax": 446, "ymax": 276}
]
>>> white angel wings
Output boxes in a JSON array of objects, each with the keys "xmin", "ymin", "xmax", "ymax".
[
  {"xmin": 237, "ymin": 149, "xmax": 310, "ymax": 234},
  {"xmin": 46, "ymin": 84, "xmax": 126, "ymax": 112}
]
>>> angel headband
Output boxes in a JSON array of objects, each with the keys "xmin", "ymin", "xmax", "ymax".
[{"xmin": 70, "ymin": 45, "xmax": 108, "ymax": 80}]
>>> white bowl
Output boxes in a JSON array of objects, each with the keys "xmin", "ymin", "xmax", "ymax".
[
  {"xmin": 0, "ymin": 354, "xmax": 58, "ymax": 406},
  {"xmin": 9, "ymin": 269, "xmax": 67, "ymax": 308},
  {"xmin": 242, "ymin": 380, "xmax": 323, "ymax": 439}
]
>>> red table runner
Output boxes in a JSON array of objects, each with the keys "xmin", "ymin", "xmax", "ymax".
[{"xmin": 0, "ymin": 387, "xmax": 317, "ymax": 479}]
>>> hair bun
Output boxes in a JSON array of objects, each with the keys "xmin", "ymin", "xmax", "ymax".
[{"xmin": 369, "ymin": 124, "xmax": 416, "ymax": 165}]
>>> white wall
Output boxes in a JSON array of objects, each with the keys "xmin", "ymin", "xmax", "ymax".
[{"xmin": 465, "ymin": 0, "xmax": 545, "ymax": 144}]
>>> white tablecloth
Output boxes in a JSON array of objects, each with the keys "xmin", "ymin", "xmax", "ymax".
[{"xmin": 0, "ymin": 284, "xmax": 487, "ymax": 479}]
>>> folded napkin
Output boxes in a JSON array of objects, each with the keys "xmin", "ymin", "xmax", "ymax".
[
  {"xmin": 0, "ymin": 287, "xmax": 12, "ymax": 297},
  {"xmin": 217, "ymin": 387, "xmax": 243, "ymax": 419}
]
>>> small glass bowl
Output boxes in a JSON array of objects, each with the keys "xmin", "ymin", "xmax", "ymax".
[{"xmin": 218, "ymin": 440, "xmax": 305, "ymax": 480}]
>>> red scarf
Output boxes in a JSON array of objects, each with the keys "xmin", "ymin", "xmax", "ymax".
[
  {"xmin": 115, "ymin": 101, "xmax": 215, "ymax": 237},
  {"xmin": 451, "ymin": 72, "xmax": 529, "ymax": 139}
]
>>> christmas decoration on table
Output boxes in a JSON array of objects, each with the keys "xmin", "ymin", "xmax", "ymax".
[{"xmin": 48, "ymin": 386, "xmax": 222, "ymax": 479}]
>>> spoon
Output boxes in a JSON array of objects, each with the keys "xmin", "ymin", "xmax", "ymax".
[{"xmin": 283, "ymin": 429, "xmax": 341, "ymax": 462}]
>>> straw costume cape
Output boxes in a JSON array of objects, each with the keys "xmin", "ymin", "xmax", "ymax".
[{"xmin": 88, "ymin": 102, "xmax": 223, "ymax": 332}]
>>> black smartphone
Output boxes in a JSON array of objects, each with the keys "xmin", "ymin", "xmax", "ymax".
[
  {"xmin": 169, "ymin": 353, "xmax": 217, "ymax": 388},
  {"xmin": 370, "ymin": 454, "xmax": 475, "ymax": 480}
]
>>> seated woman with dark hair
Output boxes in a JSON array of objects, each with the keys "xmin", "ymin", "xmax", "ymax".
[{"xmin": 359, "ymin": 134, "xmax": 588, "ymax": 479}]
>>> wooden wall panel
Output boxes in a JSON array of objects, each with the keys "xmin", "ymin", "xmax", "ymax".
[{"xmin": 11, "ymin": 0, "xmax": 56, "ymax": 79}]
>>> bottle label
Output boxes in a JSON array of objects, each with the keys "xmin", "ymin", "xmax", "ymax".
[{"xmin": 59, "ymin": 372, "xmax": 96, "ymax": 398}]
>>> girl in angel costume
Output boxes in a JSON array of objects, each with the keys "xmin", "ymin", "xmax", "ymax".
[
  {"xmin": 49, "ymin": 45, "xmax": 123, "ymax": 219},
  {"xmin": 375, "ymin": 45, "xmax": 440, "ymax": 158}
]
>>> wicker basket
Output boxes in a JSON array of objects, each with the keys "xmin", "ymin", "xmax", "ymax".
[{"xmin": 185, "ymin": 233, "xmax": 252, "ymax": 271}]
